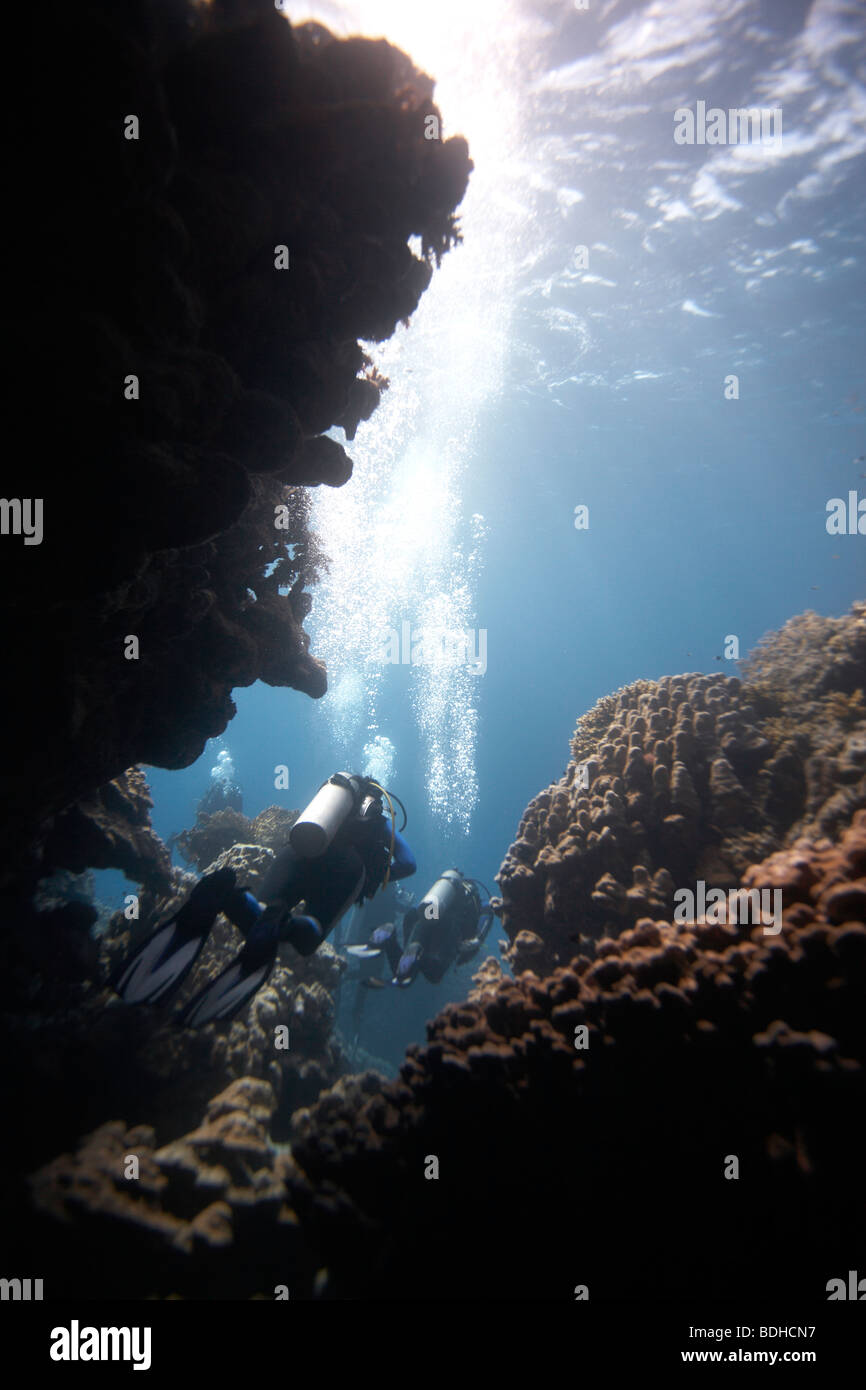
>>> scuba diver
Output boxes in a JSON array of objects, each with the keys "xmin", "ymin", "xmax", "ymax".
[
  {"xmin": 196, "ymin": 749, "xmax": 243, "ymax": 816},
  {"xmin": 347, "ymin": 869, "xmax": 494, "ymax": 988},
  {"xmin": 115, "ymin": 773, "xmax": 416, "ymax": 1026}
]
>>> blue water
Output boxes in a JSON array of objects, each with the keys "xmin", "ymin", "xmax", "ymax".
[{"xmin": 97, "ymin": 0, "xmax": 865, "ymax": 1068}]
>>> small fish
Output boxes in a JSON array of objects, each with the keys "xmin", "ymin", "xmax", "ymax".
[
  {"xmin": 714, "ymin": 655, "xmax": 722, "ymax": 661},
  {"xmin": 810, "ymin": 585, "xmax": 819, "ymax": 590},
  {"xmin": 360, "ymin": 976, "xmax": 386, "ymax": 990}
]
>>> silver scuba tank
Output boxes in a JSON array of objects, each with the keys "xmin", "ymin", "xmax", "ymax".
[
  {"xmin": 412, "ymin": 869, "xmax": 465, "ymax": 925},
  {"xmin": 289, "ymin": 772, "xmax": 362, "ymax": 858}
]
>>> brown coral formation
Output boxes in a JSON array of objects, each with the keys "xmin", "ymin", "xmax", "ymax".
[
  {"xmin": 250, "ymin": 806, "xmax": 303, "ymax": 853},
  {"xmin": 742, "ymin": 602, "xmax": 866, "ymax": 706},
  {"xmin": 740, "ymin": 603, "xmax": 866, "ymax": 842},
  {"xmin": 0, "ymin": 767, "xmax": 173, "ymax": 1023},
  {"xmin": 498, "ymin": 602, "xmax": 865, "ymax": 975},
  {"xmin": 143, "ymin": 910, "xmax": 347, "ymax": 1132},
  {"xmin": 282, "ymin": 810, "xmax": 866, "ymax": 1298},
  {"xmin": 176, "ymin": 804, "xmax": 300, "ymax": 870},
  {"xmin": 30, "ymin": 1080, "xmax": 302, "ymax": 1298},
  {"xmin": 40, "ymin": 768, "xmax": 173, "ymax": 893},
  {"xmin": 176, "ymin": 809, "xmax": 254, "ymax": 870},
  {"xmin": 4, "ymin": 0, "xmax": 472, "ymax": 876}
]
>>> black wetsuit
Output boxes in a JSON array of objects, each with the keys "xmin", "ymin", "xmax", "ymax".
[
  {"xmin": 197, "ymin": 781, "xmax": 243, "ymax": 816},
  {"xmin": 260, "ymin": 802, "xmax": 414, "ymax": 944},
  {"xmin": 402, "ymin": 878, "xmax": 482, "ymax": 983}
]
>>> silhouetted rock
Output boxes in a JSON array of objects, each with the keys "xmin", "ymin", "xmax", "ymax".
[{"xmin": 4, "ymin": 0, "xmax": 471, "ymax": 878}]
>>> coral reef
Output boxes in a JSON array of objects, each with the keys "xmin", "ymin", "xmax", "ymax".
[
  {"xmin": 739, "ymin": 603, "xmax": 866, "ymax": 843},
  {"xmin": 30, "ymin": 1080, "xmax": 301, "ymax": 1298},
  {"xmin": 0, "ymin": 786, "xmax": 345, "ymax": 1182},
  {"xmin": 498, "ymin": 602, "xmax": 865, "ymax": 975},
  {"xmin": 4, "ymin": 0, "xmax": 472, "ymax": 874},
  {"xmin": 176, "ymin": 809, "xmax": 254, "ymax": 870},
  {"xmin": 6, "ymin": 594, "xmax": 863, "ymax": 1302},
  {"xmin": 0, "ymin": 769, "xmax": 171, "ymax": 1019},
  {"xmin": 278, "ymin": 808, "xmax": 866, "ymax": 1298},
  {"xmin": 26, "ymin": 812, "xmax": 866, "ymax": 1299},
  {"xmin": 176, "ymin": 804, "xmax": 299, "ymax": 870},
  {"xmin": 199, "ymin": 843, "xmax": 276, "ymax": 892},
  {"xmin": 40, "ymin": 768, "xmax": 173, "ymax": 893},
  {"xmin": 741, "ymin": 602, "xmax": 866, "ymax": 706},
  {"xmin": 250, "ymin": 806, "xmax": 302, "ymax": 853}
]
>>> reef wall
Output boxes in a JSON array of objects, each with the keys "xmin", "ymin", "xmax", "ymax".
[
  {"xmin": 498, "ymin": 604, "xmax": 866, "ymax": 975},
  {"xmin": 4, "ymin": 0, "xmax": 471, "ymax": 882},
  {"xmin": 21, "ymin": 605, "xmax": 866, "ymax": 1300}
]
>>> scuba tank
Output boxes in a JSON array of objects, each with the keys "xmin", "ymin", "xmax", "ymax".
[
  {"xmin": 405, "ymin": 869, "xmax": 478, "ymax": 932},
  {"xmin": 289, "ymin": 772, "xmax": 363, "ymax": 858}
]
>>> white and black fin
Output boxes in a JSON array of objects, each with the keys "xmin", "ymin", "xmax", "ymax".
[
  {"xmin": 115, "ymin": 919, "xmax": 206, "ymax": 1006},
  {"xmin": 180, "ymin": 955, "xmax": 276, "ymax": 1027}
]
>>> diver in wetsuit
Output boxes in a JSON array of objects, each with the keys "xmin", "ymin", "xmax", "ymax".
[
  {"xmin": 115, "ymin": 773, "xmax": 416, "ymax": 1025},
  {"xmin": 197, "ymin": 748, "xmax": 243, "ymax": 815},
  {"xmin": 348, "ymin": 869, "xmax": 494, "ymax": 988},
  {"xmin": 196, "ymin": 779, "xmax": 243, "ymax": 817}
]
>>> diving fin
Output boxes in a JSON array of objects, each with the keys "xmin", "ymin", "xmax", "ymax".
[
  {"xmin": 179, "ymin": 948, "xmax": 278, "ymax": 1027},
  {"xmin": 115, "ymin": 867, "xmax": 236, "ymax": 1007},
  {"xmin": 115, "ymin": 916, "xmax": 208, "ymax": 1005},
  {"xmin": 346, "ymin": 920, "xmax": 396, "ymax": 960}
]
